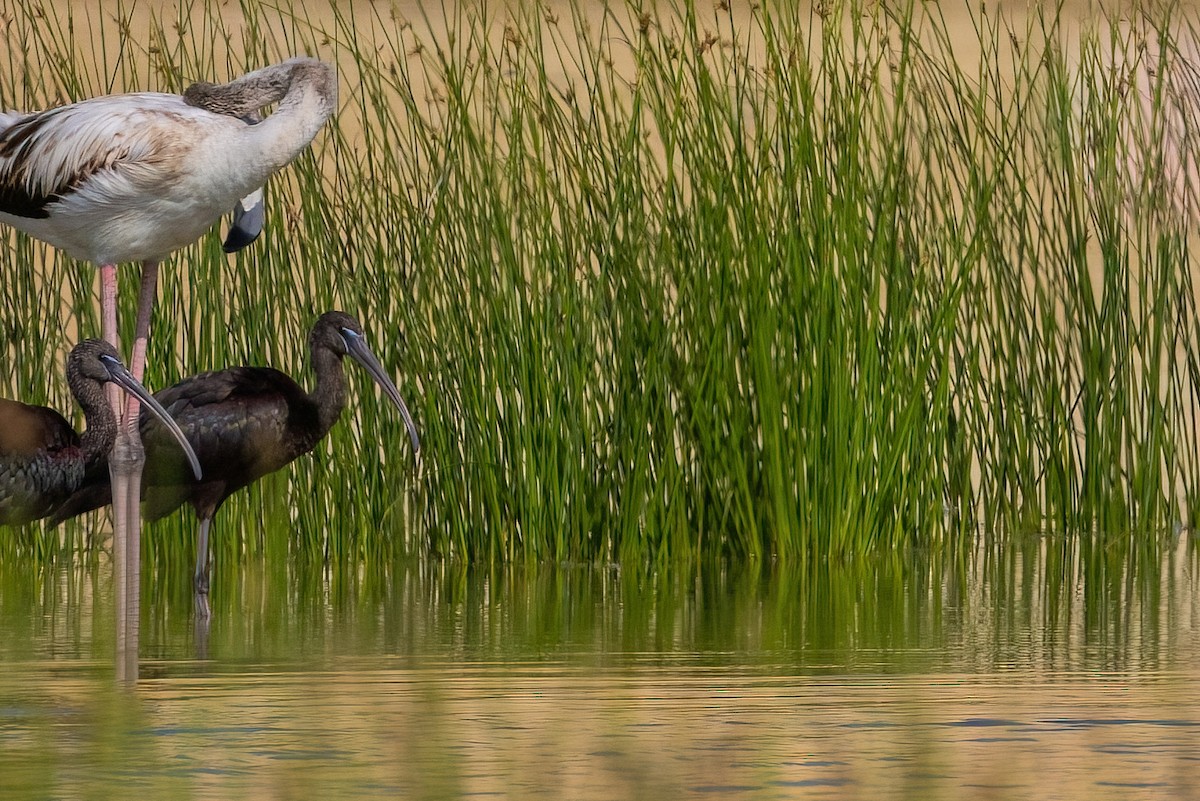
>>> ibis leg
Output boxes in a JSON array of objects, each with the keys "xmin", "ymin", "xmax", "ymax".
[
  {"xmin": 194, "ymin": 606, "xmax": 210, "ymax": 661},
  {"xmin": 194, "ymin": 516, "xmax": 213, "ymax": 621}
]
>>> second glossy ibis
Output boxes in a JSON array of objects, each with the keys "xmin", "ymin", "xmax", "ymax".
[
  {"xmin": 0, "ymin": 339, "xmax": 200, "ymax": 526},
  {"xmin": 51, "ymin": 311, "xmax": 421, "ymax": 617}
]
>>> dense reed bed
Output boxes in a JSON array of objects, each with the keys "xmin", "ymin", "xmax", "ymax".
[{"xmin": 0, "ymin": 0, "xmax": 1197, "ymax": 568}]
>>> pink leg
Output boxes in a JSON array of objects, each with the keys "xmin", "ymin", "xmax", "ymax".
[
  {"xmin": 125, "ymin": 261, "xmax": 158, "ymax": 416},
  {"xmin": 99, "ymin": 263, "xmax": 122, "ymax": 417},
  {"xmin": 114, "ymin": 261, "xmax": 159, "ymax": 680},
  {"xmin": 100, "ymin": 263, "xmax": 137, "ymax": 682}
]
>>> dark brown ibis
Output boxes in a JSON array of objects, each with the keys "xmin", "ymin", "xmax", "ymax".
[
  {"xmin": 0, "ymin": 339, "xmax": 200, "ymax": 526},
  {"xmin": 51, "ymin": 311, "xmax": 420, "ymax": 617}
]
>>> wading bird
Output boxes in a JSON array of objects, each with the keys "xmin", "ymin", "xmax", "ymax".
[
  {"xmin": 0, "ymin": 339, "xmax": 200, "ymax": 526},
  {"xmin": 0, "ymin": 56, "xmax": 337, "ymax": 575},
  {"xmin": 52, "ymin": 311, "xmax": 420, "ymax": 618}
]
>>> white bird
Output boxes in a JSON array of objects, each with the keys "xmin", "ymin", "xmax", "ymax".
[
  {"xmin": 0, "ymin": 57, "xmax": 334, "ymax": 265},
  {"xmin": 0, "ymin": 56, "xmax": 337, "ymax": 620}
]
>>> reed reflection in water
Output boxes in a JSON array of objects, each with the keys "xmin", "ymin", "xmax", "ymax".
[{"xmin": 0, "ymin": 542, "xmax": 1198, "ymax": 798}]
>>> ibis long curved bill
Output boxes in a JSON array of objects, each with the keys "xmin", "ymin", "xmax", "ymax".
[
  {"xmin": 98, "ymin": 354, "xmax": 203, "ymax": 480},
  {"xmin": 341, "ymin": 328, "xmax": 421, "ymax": 456}
]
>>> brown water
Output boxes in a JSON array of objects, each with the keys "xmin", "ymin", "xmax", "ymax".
[{"xmin": 1, "ymin": 546, "xmax": 1199, "ymax": 800}]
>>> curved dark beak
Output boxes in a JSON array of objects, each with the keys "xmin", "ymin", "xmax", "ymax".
[
  {"xmin": 223, "ymin": 186, "xmax": 265, "ymax": 253},
  {"xmin": 342, "ymin": 329, "xmax": 421, "ymax": 456},
  {"xmin": 99, "ymin": 355, "xmax": 203, "ymax": 480}
]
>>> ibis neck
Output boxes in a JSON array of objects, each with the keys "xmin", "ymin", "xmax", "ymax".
[
  {"xmin": 309, "ymin": 346, "xmax": 348, "ymax": 439},
  {"xmin": 73, "ymin": 381, "xmax": 118, "ymax": 468}
]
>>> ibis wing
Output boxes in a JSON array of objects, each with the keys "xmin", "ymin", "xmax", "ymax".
[
  {"xmin": 50, "ymin": 365, "xmax": 315, "ymax": 526},
  {"xmin": 140, "ymin": 366, "xmax": 305, "ymax": 487},
  {"xmin": 0, "ymin": 398, "xmax": 79, "ymax": 457}
]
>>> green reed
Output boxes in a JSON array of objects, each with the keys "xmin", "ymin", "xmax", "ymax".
[{"xmin": 0, "ymin": 0, "xmax": 1196, "ymax": 570}]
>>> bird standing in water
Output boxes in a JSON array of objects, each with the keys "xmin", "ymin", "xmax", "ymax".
[
  {"xmin": 52, "ymin": 311, "xmax": 421, "ymax": 619},
  {"xmin": 0, "ymin": 339, "xmax": 200, "ymax": 526},
  {"xmin": 0, "ymin": 57, "xmax": 338, "ymax": 644}
]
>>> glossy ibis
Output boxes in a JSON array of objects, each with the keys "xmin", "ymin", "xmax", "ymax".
[
  {"xmin": 0, "ymin": 57, "xmax": 337, "ymax": 643},
  {"xmin": 52, "ymin": 311, "xmax": 420, "ymax": 617},
  {"xmin": 0, "ymin": 339, "xmax": 200, "ymax": 526}
]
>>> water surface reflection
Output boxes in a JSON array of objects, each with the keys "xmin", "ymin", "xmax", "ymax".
[{"xmin": 0, "ymin": 541, "xmax": 1198, "ymax": 799}]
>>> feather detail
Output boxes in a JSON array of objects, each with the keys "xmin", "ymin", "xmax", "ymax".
[{"xmin": 0, "ymin": 57, "xmax": 335, "ymax": 264}]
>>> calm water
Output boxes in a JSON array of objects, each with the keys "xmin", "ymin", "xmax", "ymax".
[{"xmin": 1, "ymin": 541, "xmax": 1199, "ymax": 800}]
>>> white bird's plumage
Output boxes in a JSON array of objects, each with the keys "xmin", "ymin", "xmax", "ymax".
[{"xmin": 0, "ymin": 57, "xmax": 337, "ymax": 264}]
